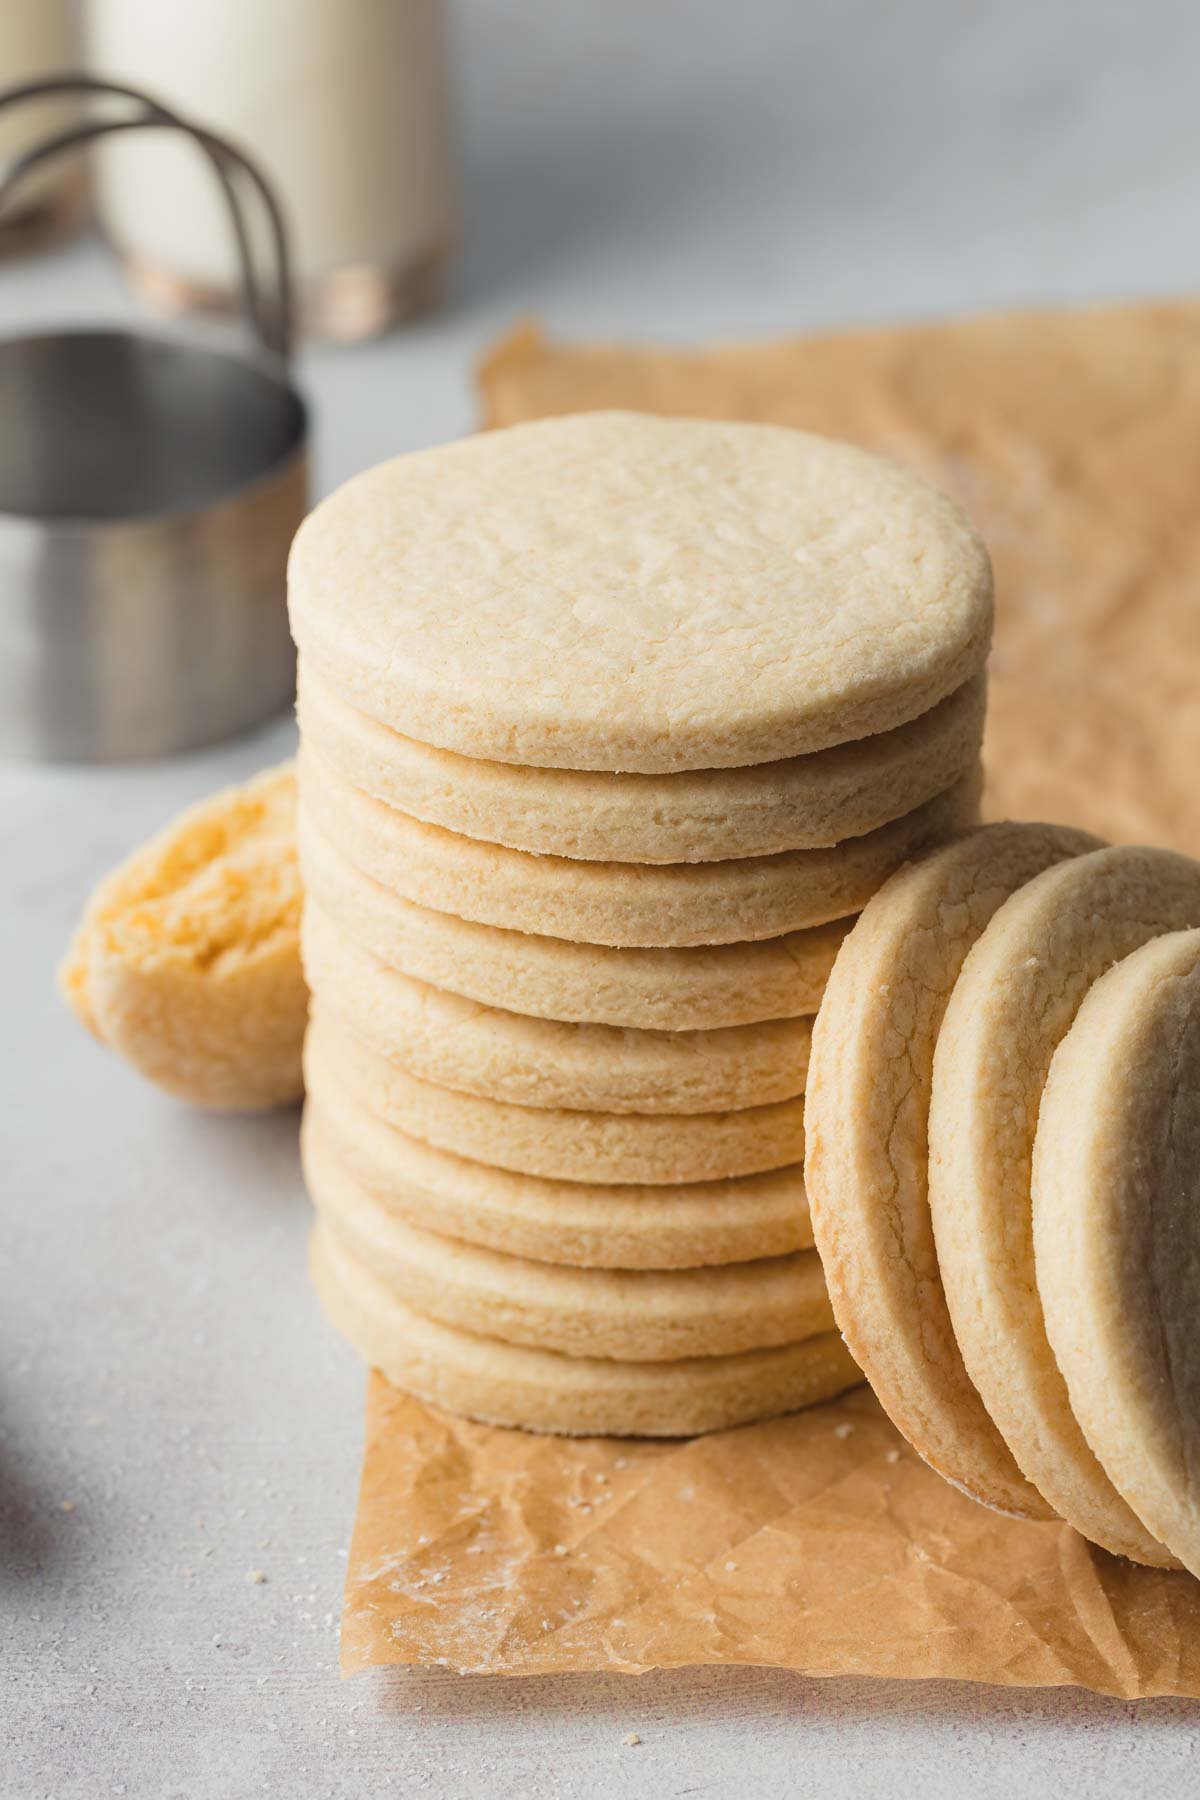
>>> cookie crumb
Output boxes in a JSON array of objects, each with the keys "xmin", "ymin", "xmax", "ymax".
[
  {"xmin": 247, "ymin": 1569, "xmax": 267, "ymax": 1585},
  {"xmin": 886, "ymin": 1448, "xmax": 902, "ymax": 1464},
  {"xmin": 622, "ymin": 1732, "xmax": 641, "ymax": 1747},
  {"xmin": 59, "ymin": 1499, "xmax": 76, "ymax": 1513},
  {"xmin": 833, "ymin": 1422, "xmax": 855, "ymax": 1440}
]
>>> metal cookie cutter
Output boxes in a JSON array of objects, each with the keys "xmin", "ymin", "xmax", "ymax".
[{"xmin": 0, "ymin": 76, "xmax": 308, "ymax": 761}]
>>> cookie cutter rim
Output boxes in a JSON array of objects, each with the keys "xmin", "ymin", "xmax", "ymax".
[{"xmin": 0, "ymin": 75, "xmax": 309, "ymax": 762}]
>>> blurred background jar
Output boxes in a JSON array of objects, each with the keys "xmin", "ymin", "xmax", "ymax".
[
  {"xmin": 86, "ymin": 0, "xmax": 458, "ymax": 341},
  {"xmin": 0, "ymin": 0, "xmax": 83, "ymax": 257}
]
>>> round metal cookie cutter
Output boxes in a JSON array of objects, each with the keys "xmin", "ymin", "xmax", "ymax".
[{"xmin": 0, "ymin": 76, "xmax": 309, "ymax": 761}]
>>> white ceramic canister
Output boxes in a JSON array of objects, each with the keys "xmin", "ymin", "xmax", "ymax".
[
  {"xmin": 86, "ymin": 0, "xmax": 457, "ymax": 339},
  {"xmin": 0, "ymin": 0, "xmax": 83, "ymax": 256}
]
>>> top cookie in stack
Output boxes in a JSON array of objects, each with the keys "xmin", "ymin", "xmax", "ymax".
[{"xmin": 290, "ymin": 411, "xmax": 993, "ymax": 1437}]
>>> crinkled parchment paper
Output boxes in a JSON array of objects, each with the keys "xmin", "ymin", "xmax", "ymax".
[
  {"xmin": 345, "ymin": 1379, "xmax": 1200, "ymax": 1693},
  {"xmin": 342, "ymin": 300, "xmax": 1200, "ymax": 1693}
]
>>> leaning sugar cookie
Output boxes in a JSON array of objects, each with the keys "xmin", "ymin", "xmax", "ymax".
[
  {"xmin": 288, "ymin": 413, "xmax": 992, "ymax": 772},
  {"xmin": 305, "ymin": 1085, "xmax": 813, "ymax": 1269},
  {"xmin": 805, "ymin": 823, "xmax": 1099, "ymax": 1518},
  {"xmin": 311, "ymin": 1224, "xmax": 862, "ymax": 1437},
  {"xmin": 300, "ymin": 812, "xmax": 848, "ymax": 1029},
  {"xmin": 929, "ymin": 846, "xmax": 1200, "ymax": 1564},
  {"xmin": 304, "ymin": 1124, "xmax": 833, "ymax": 1361},
  {"xmin": 60, "ymin": 763, "xmax": 305, "ymax": 1110},
  {"xmin": 298, "ymin": 660, "xmax": 986, "ymax": 863},
  {"xmin": 298, "ymin": 747, "xmax": 982, "ymax": 946},
  {"xmin": 1033, "ymin": 928, "xmax": 1200, "ymax": 1578},
  {"xmin": 301, "ymin": 902, "xmax": 812, "ymax": 1114},
  {"xmin": 305, "ymin": 1017, "xmax": 807, "ymax": 1186}
]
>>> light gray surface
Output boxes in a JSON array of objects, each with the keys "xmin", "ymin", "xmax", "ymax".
[{"xmin": 6, "ymin": 2, "xmax": 1200, "ymax": 1793}]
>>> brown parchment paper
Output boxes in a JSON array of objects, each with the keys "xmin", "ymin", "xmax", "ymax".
[{"xmin": 342, "ymin": 300, "xmax": 1200, "ymax": 1694}]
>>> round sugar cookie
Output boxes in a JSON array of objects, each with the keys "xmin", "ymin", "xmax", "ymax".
[
  {"xmin": 300, "ymin": 812, "xmax": 847, "ymax": 1028},
  {"xmin": 301, "ymin": 902, "xmax": 812, "ymax": 1114},
  {"xmin": 929, "ymin": 845, "xmax": 1200, "ymax": 1565},
  {"xmin": 1033, "ymin": 929, "xmax": 1200, "ymax": 1578},
  {"xmin": 304, "ymin": 1015, "xmax": 807, "ymax": 1185},
  {"xmin": 305, "ymin": 1084, "xmax": 813, "ymax": 1269},
  {"xmin": 288, "ymin": 412, "xmax": 993, "ymax": 773},
  {"xmin": 298, "ymin": 747, "xmax": 982, "ymax": 947},
  {"xmin": 305, "ymin": 1126, "xmax": 832, "ymax": 1361},
  {"xmin": 805, "ymin": 823, "xmax": 1100, "ymax": 1520},
  {"xmin": 311, "ymin": 1224, "xmax": 863, "ymax": 1437},
  {"xmin": 298, "ymin": 660, "xmax": 987, "ymax": 863}
]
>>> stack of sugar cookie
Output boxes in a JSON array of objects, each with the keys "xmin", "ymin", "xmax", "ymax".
[
  {"xmin": 288, "ymin": 410, "xmax": 993, "ymax": 1437},
  {"xmin": 807, "ymin": 827, "xmax": 1200, "ymax": 1570}
]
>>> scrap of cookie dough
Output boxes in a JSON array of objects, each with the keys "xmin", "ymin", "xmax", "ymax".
[
  {"xmin": 930, "ymin": 845, "xmax": 1200, "ymax": 1564},
  {"xmin": 805, "ymin": 823, "xmax": 1099, "ymax": 1518},
  {"xmin": 1033, "ymin": 928, "xmax": 1200, "ymax": 1577},
  {"xmin": 60, "ymin": 764, "xmax": 305, "ymax": 1110}
]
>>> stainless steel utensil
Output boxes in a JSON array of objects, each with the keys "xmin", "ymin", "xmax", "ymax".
[{"xmin": 0, "ymin": 76, "xmax": 308, "ymax": 761}]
